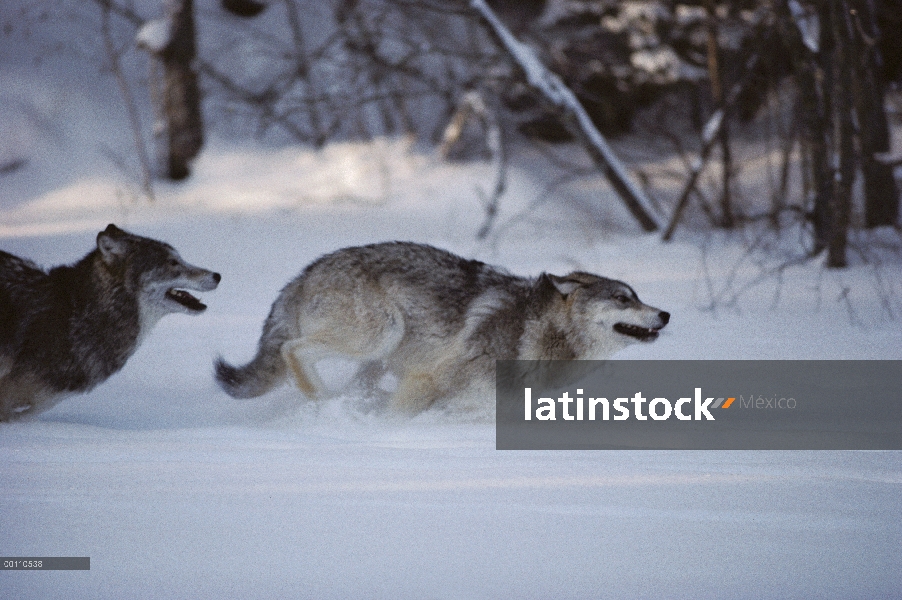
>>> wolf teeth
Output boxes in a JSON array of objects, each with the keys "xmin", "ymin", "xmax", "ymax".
[
  {"xmin": 614, "ymin": 323, "xmax": 658, "ymax": 340},
  {"xmin": 166, "ymin": 288, "xmax": 205, "ymax": 311}
]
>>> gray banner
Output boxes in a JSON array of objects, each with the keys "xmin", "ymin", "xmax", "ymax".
[
  {"xmin": 496, "ymin": 360, "xmax": 902, "ymax": 450},
  {"xmin": 1, "ymin": 557, "xmax": 90, "ymax": 570}
]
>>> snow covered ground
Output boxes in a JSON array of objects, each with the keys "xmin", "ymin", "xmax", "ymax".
[
  {"xmin": 3, "ymin": 133, "xmax": 901, "ymax": 598},
  {"xmin": 2, "ymin": 8, "xmax": 902, "ymax": 597}
]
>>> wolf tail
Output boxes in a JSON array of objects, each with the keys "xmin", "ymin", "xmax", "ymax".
[{"xmin": 215, "ymin": 309, "xmax": 290, "ymax": 399}]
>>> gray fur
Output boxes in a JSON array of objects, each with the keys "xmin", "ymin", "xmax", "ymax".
[
  {"xmin": 0, "ymin": 224, "xmax": 220, "ymax": 421},
  {"xmin": 216, "ymin": 242, "xmax": 668, "ymax": 413}
]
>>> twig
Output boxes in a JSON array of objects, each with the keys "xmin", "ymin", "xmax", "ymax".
[
  {"xmin": 282, "ymin": 0, "xmax": 327, "ymax": 146},
  {"xmin": 874, "ymin": 152, "xmax": 902, "ymax": 168},
  {"xmin": 100, "ymin": 3, "xmax": 155, "ymax": 201},
  {"xmin": 489, "ymin": 167, "xmax": 595, "ymax": 245},
  {"xmin": 478, "ymin": 96, "xmax": 506, "ymax": 239},
  {"xmin": 438, "ymin": 90, "xmax": 506, "ymax": 239},
  {"xmin": 662, "ymin": 51, "xmax": 763, "ymax": 241}
]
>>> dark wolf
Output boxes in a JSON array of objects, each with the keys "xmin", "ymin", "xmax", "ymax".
[
  {"xmin": 216, "ymin": 241, "xmax": 668, "ymax": 413},
  {"xmin": 0, "ymin": 224, "xmax": 220, "ymax": 421}
]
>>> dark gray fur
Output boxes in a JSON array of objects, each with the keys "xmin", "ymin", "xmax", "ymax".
[{"xmin": 0, "ymin": 224, "xmax": 220, "ymax": 421}]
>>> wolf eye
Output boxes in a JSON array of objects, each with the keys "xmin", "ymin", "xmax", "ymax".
[
  {"xmin": 613, "ymin": 293, "xmax": 630, "ymax": 304},
  {"xmin": 169, "ymin": 258, "xmax": 179, "ymax": 267}
]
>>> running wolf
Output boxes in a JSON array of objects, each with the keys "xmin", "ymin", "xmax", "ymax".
[
  {"xmin": 216, "ymin": 242, "xmax": 668, "ymax": 413},
  {"xmin": 0, "ymin": 224, "xmax": 221, "ymax": 421}
]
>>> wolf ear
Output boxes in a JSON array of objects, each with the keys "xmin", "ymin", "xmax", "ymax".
[
  {"xmin": 547, "ymin": 274, "xmax": 582, "ymax": 296},
  {"xmin": 97, "ymin": 225, "xmax": 128, "ymax": 263},
  {"xmin": 537, "ymin": 273, "xmax": 581, "ymax": 300}
]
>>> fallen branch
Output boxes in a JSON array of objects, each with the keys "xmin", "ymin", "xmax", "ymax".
[{"xmin": 468, "ymin": 0, "xmax": 660, "ymax": 231}]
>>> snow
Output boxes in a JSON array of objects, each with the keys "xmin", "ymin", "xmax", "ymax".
[
  {"xmin": 788, "ymin": 0, "xmax": 820, "ymax": 54},
  {"xmin": 702, "ymin": 108, "xmax": 724, "ymax": 146},
  {"xmin": 2, "ymin": 4, "xmax": 902, "ymax": 598},
  {"xmin": 136, "ymin": 19, "xmax": 171, "ymax": 54}
]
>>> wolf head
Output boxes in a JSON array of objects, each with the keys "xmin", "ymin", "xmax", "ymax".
[
  {"xmin": 96, "ymin": 224, "xmax": 221, "ymax": 318},
  {"xmin": 537, "ymin": 271, "xmax": 669, "ymax": 358}
]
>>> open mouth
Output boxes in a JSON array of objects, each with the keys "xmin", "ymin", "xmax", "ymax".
[
  {"xmin": 166, "ymin": 288, "xmax": 207, "ymax": 312},
  {"xmin": 614, "ymin": 323, "xmax": 660, "ymax": 342}
]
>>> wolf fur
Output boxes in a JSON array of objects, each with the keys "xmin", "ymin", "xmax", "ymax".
[
  {"xmin": 216, "ymin": 242, "xmax": 668, "ymax": 413},
  {"xmin": 0, "ymin": 224, "xmax": 220, "ymax": 421}
]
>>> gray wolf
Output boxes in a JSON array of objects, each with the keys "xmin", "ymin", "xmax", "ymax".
[
  {"xmin": 0, "ymin": 224, "xmax": 220, "ymax": 421},
  {"xmin": 216, "ymin": 242, "xmax": 668, "ymax": 413}
]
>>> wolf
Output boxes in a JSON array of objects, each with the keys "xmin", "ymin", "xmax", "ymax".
[
  {"xmin": 0, "ymin": 224, "xmax": 220, "ymax": 421},
  {"xmin": 215, "ymin": 242, "xmax": 668, "ymax": 413}
]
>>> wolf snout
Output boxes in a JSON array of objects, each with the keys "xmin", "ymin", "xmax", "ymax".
[
  {"xmin": 163, "ymin": 268, "xmax": 220, "ymax": 313},
  {"xmin": 612, "ymin": 307, "xmax": 669, "ymax": 343},
  {"xmin": 194, "ymin": 269, "xmax": 221, "ymax": 291}
]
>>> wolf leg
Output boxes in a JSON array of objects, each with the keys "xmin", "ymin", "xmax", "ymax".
[
  {"xmin": 280, "ymin": 339, "xmax": 328, "ymax": 399},
  {"xmin": 355, "ymin": 361, "xmax": 388, "ymax": 393},
  {"xmin": 283, "ymin": 302, "xmax": 405, "ymax": 399},
  {"xmin": 390, "ymin": 370, "xmax": 441, "ymax": 414},
  {"xmin": 0, "ymin": 375, "xmax": 61, "ymax": 422}
]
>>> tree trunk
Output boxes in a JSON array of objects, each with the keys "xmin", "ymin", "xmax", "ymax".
[
  {"xmin": 851, "ymin": 0, "xmax": 900, "ymax": 228},
  {"xmin": 782, "ymin": 1, "xmax": 824, "ymax": 248},
  {"xmin": 786, "ymin": 0, "xmax": 895, "ymax": 265},
  {"xmin": 826, "ymin": 0, "xmax": 856, "ymax": 268},
  {"xmin": 162, "ymin": 0, "xmax": 203, "ymax": 180},
  {"xmin": 705, "ymin": 0, "xmax": 734, "ymax": 229}
]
